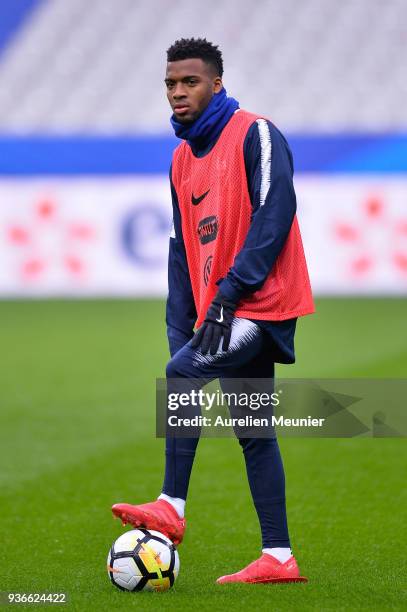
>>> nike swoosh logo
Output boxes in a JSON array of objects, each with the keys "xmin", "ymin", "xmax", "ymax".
[
  {"xmin": 216, "ymin": 305, "xmax": 224, "ymax": 323},
  {"xmin": 191, "ymin": 189, "xmax": 210, "ymax": 205}
]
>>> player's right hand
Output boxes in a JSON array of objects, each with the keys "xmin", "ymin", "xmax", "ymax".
[{"xmin": 190, "ymin": 290, "xmax": 237, "ymax": 355}]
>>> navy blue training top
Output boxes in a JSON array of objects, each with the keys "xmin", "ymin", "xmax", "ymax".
[{"xmin": 166, "ymin": 115, "xmax": 298, "ymax": 364}]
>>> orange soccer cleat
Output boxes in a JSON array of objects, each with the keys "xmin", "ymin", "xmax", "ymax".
[
  {"xmin": 111, "ymin": 500, "xmax": 186, "ymax": 546},
  {"xmin": 216, "ymin": 553, "xmax": 308, "ymax": 585}
]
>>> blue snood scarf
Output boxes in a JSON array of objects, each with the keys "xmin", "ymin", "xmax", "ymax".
[{"xmin": 170, "ymin": 88, "xmax": 239, "ymax": 149}]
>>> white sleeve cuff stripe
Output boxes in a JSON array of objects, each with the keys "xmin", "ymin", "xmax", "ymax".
[{"xmin": 256, "ymin": 119, "xmax": 272, "ymax": 207}]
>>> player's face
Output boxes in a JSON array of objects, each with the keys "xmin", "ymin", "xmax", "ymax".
[{"xmin": 165, "ymin": 58, "xmax": 222, "ymax": 124}]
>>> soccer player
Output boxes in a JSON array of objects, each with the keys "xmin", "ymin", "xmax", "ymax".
[{"xmin": 113, "ymin": 38, "xmax": 314, "ymax": 584}]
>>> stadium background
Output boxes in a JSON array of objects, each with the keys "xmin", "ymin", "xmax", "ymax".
[{"xmin": 0, "ymin": 0, "xmax": 406, "ymax": 610}]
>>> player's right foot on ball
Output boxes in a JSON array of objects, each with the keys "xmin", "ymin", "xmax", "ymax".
[{"xmin": 111, "ymin": 500, "xmax": 186, "ymax": 545}]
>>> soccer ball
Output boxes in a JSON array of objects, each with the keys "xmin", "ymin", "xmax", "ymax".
[{"xmin": 107, "ymin": 528, "xmax": 180, "ymax": 592}]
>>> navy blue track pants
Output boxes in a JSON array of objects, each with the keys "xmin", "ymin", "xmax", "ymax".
[{"xmin": 163, "ymin": 318, "xmax": 290, "ymax": 548}]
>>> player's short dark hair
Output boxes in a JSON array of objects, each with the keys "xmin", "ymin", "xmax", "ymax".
[{"xmin": 167, "ymin": 38, "xmax": 223, "ymax": 77}]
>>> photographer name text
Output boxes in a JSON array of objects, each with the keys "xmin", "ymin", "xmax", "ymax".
[{"xmin": 167, "ymin": 415, "xmax": 326, "ymax": 428}]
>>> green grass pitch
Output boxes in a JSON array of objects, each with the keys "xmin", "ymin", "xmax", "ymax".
[{"xmin": 0, "ymin": 298, "xmax": 406, "ymax": 611}]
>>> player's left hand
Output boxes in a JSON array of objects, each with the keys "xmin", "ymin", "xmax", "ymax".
[{"xmin": 190, "ymin": 290, "xmax": 237, "ymax": 355}]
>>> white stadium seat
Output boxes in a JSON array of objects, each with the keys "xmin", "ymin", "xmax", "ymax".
[{"xmin": 0, "ymin": 0, "xmax": 404, "ymax": 133}]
